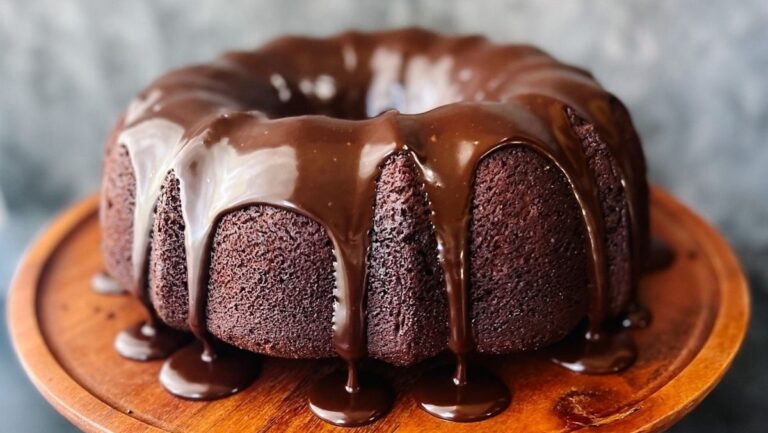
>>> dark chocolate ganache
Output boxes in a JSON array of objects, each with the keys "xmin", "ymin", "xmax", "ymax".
[{"xmin": 99, "ymin": 29, "xmax": 650, "ymax": 426}]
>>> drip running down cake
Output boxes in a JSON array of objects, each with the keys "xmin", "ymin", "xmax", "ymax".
[{"xmin": 99, "ymin": 28, "xmax": 650, "ymax": 426}]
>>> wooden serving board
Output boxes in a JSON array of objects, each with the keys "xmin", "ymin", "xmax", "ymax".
[{"xmin": 7, "ymin": 188, "xmax": 750, "ymax": 433}]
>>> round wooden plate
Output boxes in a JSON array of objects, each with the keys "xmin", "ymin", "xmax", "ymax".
[{"xmin": 7, "ymin": 187, "xmax": 749, "ymax": 433}]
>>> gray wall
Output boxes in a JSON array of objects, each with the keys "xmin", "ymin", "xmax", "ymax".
[{"xmin": 1, "ymin": 1, "xmax": 766, "ymax": 431}]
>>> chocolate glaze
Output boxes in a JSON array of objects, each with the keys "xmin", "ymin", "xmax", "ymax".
[
  {"xmin": 114, "ymin": 321, "xmax": 190, "ymax": 361},
  {"xmin": 554, "ymin": 388, "xmax": 625, "ymax": 427},
  {"xmin": 646, "ymin": 236, "xmax": 676, "ymax": 273},
  {"xmin": 619, "ymin": 236, "xmax": 673, "ymax": 329},
  {"xmin": 622, "ymin": 303, "xmax": 652, "ymax": 329},
  {"xmin": 550, "ymin": 323, "xmax": 637, "ymax": 374},
  {"xmin": 104, "ymin": 29, "xmax": 649, "ymax": 424},
  {"xmin": 159, "ymin": 341, "xmax": 261, "ymax": 400},
  {"xmin": 91, "ymin": 272, "xmax": 126, "ymax": 295},
  {"xmin": 307, "ymin": 367, "xmax": 394, "ymax": 427},
  {"xmin": 413, "ymin": 362, "xmax": 511, "ymax": 422}
]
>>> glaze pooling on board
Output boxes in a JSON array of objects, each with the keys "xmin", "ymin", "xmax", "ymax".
[{"xmin": 111, "ymin": 29, "xmax": 648, "ymax": 423}]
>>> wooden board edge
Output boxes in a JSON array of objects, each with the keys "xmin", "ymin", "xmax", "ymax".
[{"xmin": 6, "ymin": 194, "xmax": 166, "ymax": 433}]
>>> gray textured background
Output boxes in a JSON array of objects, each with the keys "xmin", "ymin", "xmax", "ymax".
[{"xmin": 1, "ymin": 0, "xmax": 766, "ymax": 431}]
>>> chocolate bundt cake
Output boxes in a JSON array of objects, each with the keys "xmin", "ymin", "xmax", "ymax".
[{"xmin": 99, "ymin": 28, "xmax": 648, "ymax": 424}]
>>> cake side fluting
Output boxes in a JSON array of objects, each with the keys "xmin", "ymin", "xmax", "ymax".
[{"xmin": 100, "ymin": 122, "xmax": 135, "ymax": 294}]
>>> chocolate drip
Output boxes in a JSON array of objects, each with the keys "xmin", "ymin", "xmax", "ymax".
[
  {"xmin": 620, "ymin": 237, "xmax": 673, "ymax": 329},
  {"xmin": 113, "ymin": 118, "xmax": 192, "ymax": 361},
  {"xmin": 308, "ymin": 367, "xmax": 394, "ymax": 427},
  {"xmin": 91, "ymin": 272, "xmax": 126, "ymax": 295},
  {"xmin": 115, "ymin": 321, "xmax": 190, "ymax": 361},
  {"xmin": 413, "ymin": 364, "xmax": 511, "ymax": 422},
  {"xmin": 622, "ymin": 303, "xmax": 652, "ymax": 329},
  {"xmin": 107, "ymin": 29, "xmax": 649, "ymax": 424}
]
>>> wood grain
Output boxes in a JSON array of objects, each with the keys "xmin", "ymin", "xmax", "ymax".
[{"xmin": 7, "ymin": 187, "xmax": 750, "ymax": 432}]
